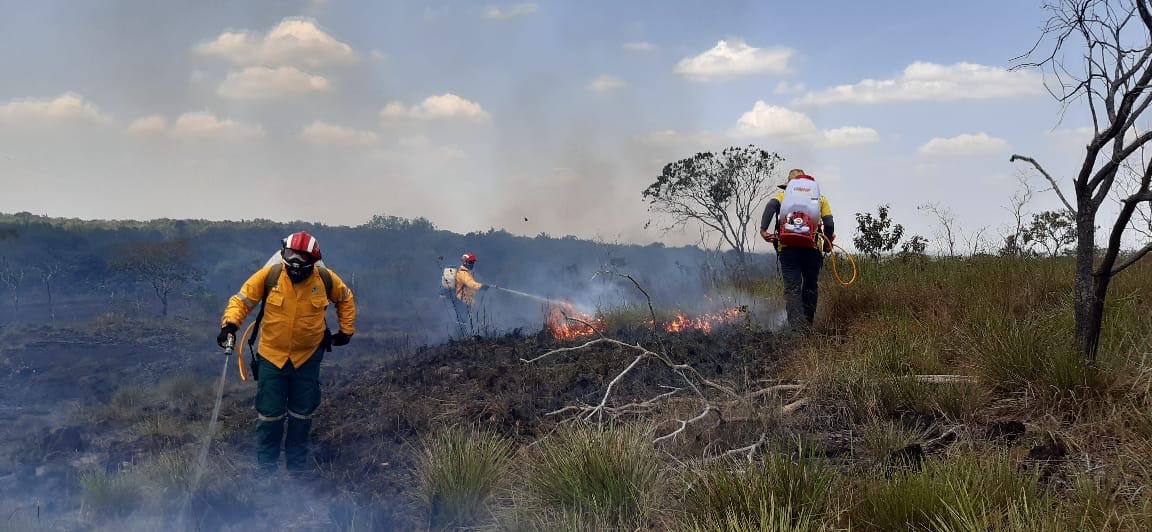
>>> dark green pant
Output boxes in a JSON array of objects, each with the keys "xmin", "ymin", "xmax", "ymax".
[{"xmin": 254, "ymin": 346, "xmax": 324, "ymax": 471}]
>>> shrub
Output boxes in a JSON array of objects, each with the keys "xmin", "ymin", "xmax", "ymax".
[
  {"xmin": 521, "ymin": 424, "xmax": 660, "ymax": 527},
  {"xmin": 850, "ymin": 451, "xmax": 1047, "ymax": 531},
  {"xmin": 79, "ymin": 470, "xmax": 143, "ymax": 518},
  {"xmin": 416, "ymin": 425, "xmax": 512, "ymax": 529},
  {"xmin": 682, "ymin": 444, "xmax": 834, "ymax": 527}
]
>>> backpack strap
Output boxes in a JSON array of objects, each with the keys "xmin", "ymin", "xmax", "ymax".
[{"xmin": 247, "ymin": 264, "xmax": 334, "ymax": 350}]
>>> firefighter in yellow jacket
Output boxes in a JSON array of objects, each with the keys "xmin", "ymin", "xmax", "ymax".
[
  {"xmin": 451, "ymin": 253, "xmax": 496, "ymax": 335},
  {"xmin": 216, "ymin": 231, "xmax": 356, "ymax": 475},
  {"xmin": 759, "ymin": 169, "xmax": 835, "ymax": 329}
]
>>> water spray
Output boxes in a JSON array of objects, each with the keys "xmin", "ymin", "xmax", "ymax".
[
  {"xmin": 495, "ymin": 286, "xmax": 594, "ymax": 314},
  {"xmin": 181, "ymin": 334, "xmax": 233, "ymax": 523}
]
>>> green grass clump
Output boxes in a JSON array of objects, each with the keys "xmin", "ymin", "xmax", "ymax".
[
  {"xmin": 963, "ymin": 314, "xmax": 1110, "ymax": 397},
  {"xmin": 521, "ymin": 424, "xmax": 661, "ymax": 527},
  {"xmin": 79, "ymin": 470, "xmax": 143, "ymax": 518},
  {"xmin": 850, "ymin": 451, "xmax": 1048, "ymax": 531},
  {"xmin": 687, "ymin": 496, "xmax": 813, "ymax": 532},
  {"xmin": 415, "ymin": 425, "xmax": 512, "ymax": 529},
  {"xmin": 682, "ymin": 444, "xmax": 834, "ymax": 528}
]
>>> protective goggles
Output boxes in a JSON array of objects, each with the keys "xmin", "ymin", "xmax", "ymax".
[{"xmin": 282, "ymin": 248, "xmax": 317, "ymax": 266}]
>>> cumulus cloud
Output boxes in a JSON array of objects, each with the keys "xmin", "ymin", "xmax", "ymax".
[
  {"xmin": 919, "ymin": 132, "xmax": 1010, "ymax": 156},
  {"xmin": 623, "ymin": 41, "xmax": 656, "ymax": 52},
  {"xmin": 0, "ymin": 93, "xmax": 112, "ymax": 125},
  {"xmin": 674, "ymin": 39, "xmax": 793, "ymax": 82},
  {"xmin": 169, "ymin": 111, "xmax": 265, "ymax": 140},
  {"xmin": 299, "ymin": 121, "xmax": 378, "ymax": 146},
  {"xmin": 484, "ymin": 3, "xmax": 538, "ymax": 19},
  {"xmin": 127, "ymin": 115, "xmax": 168, "ymax": 135},
  {"xmin": 794, "ymin": 62, "xmax": 1043, "ymax": 105},
  {"xmin": 380, "ymin": 93, "xmax": 491, "ymax": 122},
  {"xmin": 194, "ymin": 18, "xmax": 358, "ymax": 68},
  {"xmin": 773, "ymin": 81, "xmax": 806, "ymax": 95},
  {"xmin": 730, "ymin": 101, "xmax": 878, "ymax": 146},
  {"xmin": 217, "ymin": 66, "xmax": 332, "ymax": 100},
  {"xmin": 588, "ymin": 75, "xmax": 626, "ymax": 93}
]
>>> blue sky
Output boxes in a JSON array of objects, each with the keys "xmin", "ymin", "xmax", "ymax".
[{"xmin": 0, "ymin": 0, "xmax": 1093, "ymax": 252}]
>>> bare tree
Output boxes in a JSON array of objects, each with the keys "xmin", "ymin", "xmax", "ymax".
[
  {"xmin": 643, "ymin": 145, "xmax": 783, "ymax": 262},
  {"xmin": 999, "ymin": 172, "xmax": 1037, "ymax": 256},
  {"xmin": 111, "ymin": 239, "xmax": 204, "ymax": 318},
  {"xmin": 0, "ymin": 258, "xmax": 24, "ymax": 312},
  {"xmin": 918, "ymin": 202, "xmax": 960, "ymax": 256},
  {"xmin": 1011, "ymin": 0, "xmax": 1152, "ymax": 359}
]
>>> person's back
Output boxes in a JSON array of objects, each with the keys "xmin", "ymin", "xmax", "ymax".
[{"xmin": 759, "ymin": 169, "xmax": 835, "ymax": 328}]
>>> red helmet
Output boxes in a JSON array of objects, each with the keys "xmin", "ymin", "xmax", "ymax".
[
  {"xmin": 282, "ymin": 231, "xmax": 321, "ymax": 261},
  {"xmin": 461, "ymin": 252, "xmax": 477, "ymax": 264}
]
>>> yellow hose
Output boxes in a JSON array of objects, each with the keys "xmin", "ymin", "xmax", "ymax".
[
  {"xmin": 817, "ymin": 234, "xmax": 858, "ymax": 287},
  {"xmin": 236, "ymin": 320, "xmax": 257, "ymax": 382}
]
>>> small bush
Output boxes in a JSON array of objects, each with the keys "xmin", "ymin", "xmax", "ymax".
[
  {"xmin": 79, "ymin": 470, "xmax": 143, "ymax": 518},
  {"xmin": 416, "ymin": 425, "xmax": 512, "ymax": 529},
  {"xmin": 850, "ymin": 451, "xmax": 1047, "ymax": 531},
  {"xmin": 687, "ymin": 496, "xmax": 813, "ymax": 532},
  {"xmin": 521, "ymin": 424, "xmax": 660, "ymax": 527},
  {"xmin": 682, "ymin": 444, "xmax": 834, "ymax": 527},
  {"xmin": 963, "ymin": 314, "xmax": 1109, "ymax": 396}
]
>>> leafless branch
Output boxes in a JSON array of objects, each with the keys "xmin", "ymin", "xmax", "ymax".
[
  {"xmin": 653, "ymin": 406, "xmax": 719, "ymax": 445},
  {"xmin": 1010, "ymin": 154, "xmax": 1076, "ymax": 215}
]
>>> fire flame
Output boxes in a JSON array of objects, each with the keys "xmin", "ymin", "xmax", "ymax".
[
  {"xmin": 545, "ymin": 301, "xmax": 604, "ymax": 340},
  {"xmin": 663, "ymin": 307, "xmax": 745, "ymax": 333}
]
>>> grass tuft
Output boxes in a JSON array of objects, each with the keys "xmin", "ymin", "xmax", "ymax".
[
  {"xmin": 521, "ymin": 423, "xmax": 661, "ymax": 527},
  {"xmin": 682, "ymin": 443, "xmax": 834, "ymax": 527},
  {"xmin": 415, "ymin": 425, "xmax": 512, "ymax": 529}
]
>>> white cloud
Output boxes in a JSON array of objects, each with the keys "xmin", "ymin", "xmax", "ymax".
[
  {"xmin": 731, "ymin": 102, "xmax": 817, "ymax": 138},
  {"xmin": 369, "ymin": 50, "xmax": 387, "ymax": 62},
  {"xmin": 194, "ymin": 17, "xmax": 358, "ymax": 68},
  {"xmin": 0, "ymin": 93, "xmax": 112, "ymax": 125},
  {"xmin": 794, "ymin": 62, "xmax": 1043, "ymax": 105},
  {"xmin": 217, "ymin": 66, "xmax": 331, "ymax": 100},
  {"xmin": 623, "ymin": 41, "xmax": 656, "ymax": 52},
  {"xmin": 822, "ymin": 126, "xmax": 879, "ymax": 146},
  {"xmin": 674, "ymin": 39, "xmax": 793, "ymax": 82},
  {"xmin": 299, "ymin": 121, "xmax": 378, "ymax": 146},
  {"xmin": 484, "ymin": 3, "xmax": 538, "ymax": 19},
  {"xmin": 170, "ymin": 111, "xmax": 265, "ymax": 140},
  {"xmin": 729, "ymin": 101, "xmax": 878, "ymax": 146},
  {"xmin": 127, "ymin": 115, "xmax": 168, "ymax": 135},
  {"xmin": 588, "ymin": 75, "xmax": 626, "ymax": 93},
  {"xmin": 919, "ymin": 133, "xmax": 1010, "ymax": 156},
  {"xmin": 380, "ymin": 93, "xmax": 491, "ymax": 122}
]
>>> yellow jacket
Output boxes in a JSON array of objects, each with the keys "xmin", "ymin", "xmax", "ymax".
[
  {"xmin": 221, "ymin": 265, "xmax": 356, "ymax": 369},
  {"xmin": 455, "ymin": 266, "xmax": 484, "ymax": 305}
]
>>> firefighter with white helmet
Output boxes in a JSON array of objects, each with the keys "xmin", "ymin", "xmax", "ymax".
[{"xmin": 216, "ymin": 230, "xmax": 356, "ymax": 476}]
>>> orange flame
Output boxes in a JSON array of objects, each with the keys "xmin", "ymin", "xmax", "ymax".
[
  {"xmin": 546, "ymin": 301, "xmax": 604, "ymax": 340},
  {"xmin": 663, "ymin": 307, "xmax": 745, "ymax": 333}
]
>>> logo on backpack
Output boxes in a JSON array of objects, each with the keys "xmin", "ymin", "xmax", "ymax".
[
  {"xmin": 779, "ymin": 211, "xmax": 817, "ymax": 248},
  {"xmin": 441, "ymin": 267, "xmax": 458, "ymax": 290}
]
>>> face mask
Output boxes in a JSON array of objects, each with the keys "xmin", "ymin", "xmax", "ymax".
[{"xmin": 285, "ymin": 258, "xmax": 315, "ymax": 283}]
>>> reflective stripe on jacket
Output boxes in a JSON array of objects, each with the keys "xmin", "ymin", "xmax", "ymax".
[{"xmin": 221, "ymin": 265, "xmax": 356, "ymax": 369}]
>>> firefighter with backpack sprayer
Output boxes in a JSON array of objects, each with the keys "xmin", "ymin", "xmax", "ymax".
[
  {"xmin": 759, "ymin": 169, "xmax": 836, "ymax": 330},
  {"xmin": 216, "ymin": 231, "xmax": 356, "ymax": 477},
  {"xmin": 444, "ymin": 252, "xmax": 497, "ymax": 336}
]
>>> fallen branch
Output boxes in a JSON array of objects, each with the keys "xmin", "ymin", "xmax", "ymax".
[
  {"xmin": 914, "ymin": 375, "xmax": 978, "ymax": 384},
  {"xmin": 750, "ymin": 384, "xmax": 805, "ymax": 398},
  {"xmin": 653, "ymin": 406, "xmax": 719, "ymax": 445},
  {"xmin": 780, "ymin": 398, "xmax": 809, "ymax": 415}
]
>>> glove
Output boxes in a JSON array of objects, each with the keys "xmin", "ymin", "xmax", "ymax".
[
  {"xmin": 332, "ymin": 331, "xmax": 352, "ymax": 347},
  {"xmin": 217, "ymin": 323, "xmax": 238, "ymax": 348}
]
